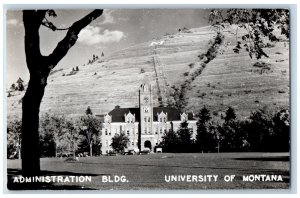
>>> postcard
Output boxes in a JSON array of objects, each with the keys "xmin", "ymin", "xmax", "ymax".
[{"xmin": 5, "ymin": 7, "xmax": 291, "ymax": 191}]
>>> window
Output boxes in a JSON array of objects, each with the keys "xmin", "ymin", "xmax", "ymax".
[
  {"xmin": 144, "ymin": 117, "xmax": 147, "ymax": 122},
  {"xmin": 132, "ymin": 142, "xmax": 134, "ymax": 146},
  {"xmin": 127, "ymin": 130, "xmax": 130, "ymax": 136},
  {"xmin": 164, "ymin": 117, "xmax": 166, "ymax": 123},
  {"xmin": 144, "ymin": 107, "xmax": 149, "ymax": 113},
  {"xmin": 160, "ymin": 118, "xmax": 162, "ymax": 122},
  {"xmin": 148, "ymin": 117, "xmax": 150, "ymax": 122},
  {"xmin": 160, "ymin": 128, "xmax": 162, "ymax": 134},
  {"xmin": 105, "ymin": 129, "xmax": 108, "ymax": 135}
]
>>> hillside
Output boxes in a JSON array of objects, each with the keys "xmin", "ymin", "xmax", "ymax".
[{"xmin": 7, "ymin": 25, "xmax": 289, "ymax": 119}]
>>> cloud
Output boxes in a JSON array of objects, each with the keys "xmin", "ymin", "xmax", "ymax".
[
  {"xmin": 101, "ymin": 10, "xmax": 115, "ymax": 24},
  {"xmin": 7, "ymin": 19, "xmax": 18, "ymax": 26},
  {"xmin": 78, "ymin": 25, "xmax": 124, "ymax": 45}
]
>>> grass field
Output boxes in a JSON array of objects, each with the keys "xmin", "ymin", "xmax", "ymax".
[{"xmin": 7, "ymin": 152, "xmax": 289, "ymax": 190}]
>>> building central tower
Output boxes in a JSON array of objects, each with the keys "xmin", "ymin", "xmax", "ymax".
[{"xmin": 138, "ymin": 83, "xmax": 153, "ymax": 150}]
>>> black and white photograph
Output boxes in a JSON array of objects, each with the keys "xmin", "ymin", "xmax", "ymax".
[{"xmin": 5, "ymin": 7, "xmax": 292, "ymax": 191}]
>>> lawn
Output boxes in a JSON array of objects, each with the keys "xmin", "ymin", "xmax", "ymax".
[{"xmin": 7, "ymin": 152, "xmax": 290, "ymax": 190}]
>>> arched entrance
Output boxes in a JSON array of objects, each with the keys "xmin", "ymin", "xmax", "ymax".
[{"xmin": 144, "ymin": 140, "xmax": 152, "ymax": 150}]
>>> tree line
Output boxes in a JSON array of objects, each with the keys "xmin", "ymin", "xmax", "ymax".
[
  {"xmin": 7, "ymin": 107, "xmax": 102, "ymax": 159},
  {"xmin": 7, "ymin": 106, "xmax": 290, "ymax": 158},
  {"xmin": 159, "ymin": 107, "xmax": 289, "ymax": 153}
]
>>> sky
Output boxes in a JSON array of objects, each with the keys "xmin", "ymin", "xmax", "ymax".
[{"xmin": 6, "ymin": 9, "xmax": 211, "ymax": 85}]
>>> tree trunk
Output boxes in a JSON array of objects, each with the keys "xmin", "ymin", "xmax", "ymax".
[
  {"xmin": 54, "ymin": 141, "xmax": 57, "ymax": 158},
  {"xmin": 17, "ymin": 136, "xmax": 21, "ymax": 159},
  {"xmin": 21, "ymin": 73, "xmax": 48, "ymax": 176},
  {"xmin": 90, "ymin": 142, "xmax": 93, "ymax": 157}
]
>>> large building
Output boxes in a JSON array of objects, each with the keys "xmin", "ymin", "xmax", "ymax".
[{"xmin": 101, "ymin": 83, "xmax": 197, "ymax": 153}]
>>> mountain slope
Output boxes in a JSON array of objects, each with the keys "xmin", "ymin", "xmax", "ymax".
[{"xmin": 7, "ymin": 26, "xmax": 289, "ymax": 119}]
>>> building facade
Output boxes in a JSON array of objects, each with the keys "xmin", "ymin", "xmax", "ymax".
[{"xmin": 101, "ymin": 84, "xmax": 197, "ymax": 154}]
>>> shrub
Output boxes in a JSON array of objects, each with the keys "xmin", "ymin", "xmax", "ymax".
[{"xmin": 188, "ymin": 63, "xmax": 195, "ymax": 68}]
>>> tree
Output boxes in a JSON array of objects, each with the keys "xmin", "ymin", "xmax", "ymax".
[
  {"xmin": 195, "ymin": 107, "xmax": 215, "ymax": 152},
  {"xmin": 16, "ymin": 77, "xmax": 24, "ymax": 91},
  {"xmin": 10, "ymin": 83, "xmax": 16, "ymax": 91},
  {"xmin": 77, "ymin": 114, "xmax": 102, "ymax": 156},
  {"xmin": 21, "ymin": 10, "xmax": 103, "ymax": 176},
  {"xmin": 209, "ymin": 9, "xmax": 289, "ymax": 59},
  {"xmin": 110, "ymin": 133, "xmax": 130, "ymax": 153},
  {"xmin": 39, "ymin": 113, "xmax": 66, "ymax": 157},
  {"xmin": 223, "ymin": 106, "xmax": 236, "ymax": 122},
  {"xmin": 60, "ymin": 120, "xmax": 81, "ymax": 158},
  {"xmin": 85, "ymin": 106, "xmax": 93, "ymax": 115},
  {"xmin": 160, "ymin": 125, "xmax": 180, "ymax": 152},
  {"xmin": 7, "ymin": 119, "xmax": 22, "ymax": 159},
  {"xmin": 177, "ymin": 120, "xmax": 193, "ymax": 152},
  {"xmin": 246, "ymin": 109, "xmax": 272, "ymax": 152},
  {"xmin": 218, "ymin": 107, "xmax": 242, "ymax": 152},
  {"xmin": 270, "ymin": 109, "xmax": 290, "ymax": 152}
]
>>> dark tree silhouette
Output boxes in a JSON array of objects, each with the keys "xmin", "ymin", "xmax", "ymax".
[
  {"xmin": 21, "ymin": 10, "xmax": 103, "ymax": 176},
  {"xmin": 16, "ymin": 77, "xmax": 24, "ymax": 91},
  {"xmin": 110, "ymin": 133, "xmax": 130, "ymax": 153},
  {"xmin": 177, "ymin": 121, "xmax": 193, "ymax": 152},
  {"xmin": 160, "ymin": 127, "xmax": 180, "ymax": 152},
  {"xmin": 196, "ymin": 107, "xmax": 215, "ymax": 152},
  {"xmin": 85, "ymin": 106, "xmax": 93, "ymax": 115}
]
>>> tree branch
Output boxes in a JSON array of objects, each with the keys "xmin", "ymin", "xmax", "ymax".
[{"xmin": 47, "ymin": 9, "xmax": 103, "ymax": 69}]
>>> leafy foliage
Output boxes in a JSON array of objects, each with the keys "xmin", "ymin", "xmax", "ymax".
[
  {"xmin": 7, "ymin": 119, "xmax": 22, "ymax": 159},
  {"xmin": 110, "ymin": 133, "xmax": 130, "ymax": 153},
  {"xmin": 209, "ymin": 9, "xmax": 289, "ymax": 59},
  {"xmin": 77, "ymin": 114, "xmax": 102, "ymax": 156}
]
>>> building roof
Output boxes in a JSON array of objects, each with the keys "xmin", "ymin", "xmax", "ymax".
[
  {"xmin": 108, "ymin": 107, "xmax": 140, "ymax": 122},
  {"xmin": 107, "ymin": 106, "xmax": 195, "ymax": 123},
  {"xmin": 153, "ymin": 107, "xmax": 180, "ymax": 121}
]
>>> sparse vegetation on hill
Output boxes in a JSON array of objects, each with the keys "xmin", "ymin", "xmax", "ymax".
[
  {"xmin": 7, "ymin": 78, "xmax": 26, "ymax": 98},
  {"xmin": 87, "ymin": 54, "xmax": 100, "ymax": 65},
  {"xmin": 168, "ymin": 32, "xmax": 225, "ymax": 111},
  {"xmin": 7, "ymin": 22, "xmax": 289, "ymax": 125}
]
